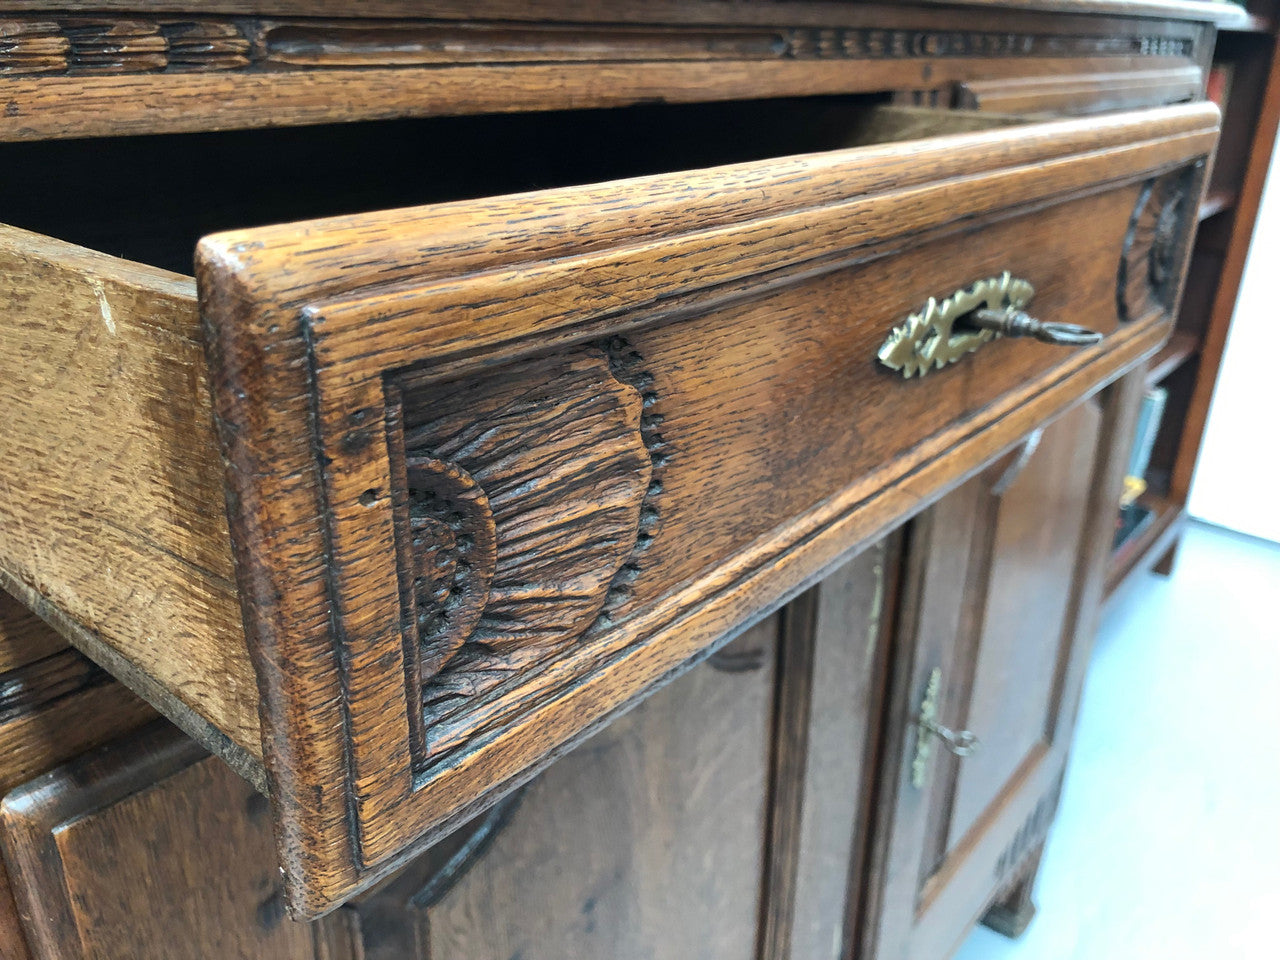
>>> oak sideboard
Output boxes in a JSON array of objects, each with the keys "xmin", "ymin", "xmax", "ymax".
[{"xmin": 0, "ymin": 2, "xmax": 1262, "ymax": 958}]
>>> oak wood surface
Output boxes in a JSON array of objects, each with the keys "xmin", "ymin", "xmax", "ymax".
[
  {"xmin": 958, "ymin": 65, "xmax": 1204, "ymax": 115},
  {"xmin": 789, "ymin": 539, "xmax": 901, "ymax": 960},
  {"xmin": 0, "ymin": 98, "xmax": 1216, "ymax": 914},
  {"xmin": 0, "ymin": 2, "xmax": 1209, "ymax": 140},
  {"xmin": 0, "ymin": 228, "xmax": 259, "ymax": 770},
  {"xmin": 0, "ymin": 0, "xmax": 1243, "ymax": 941},
  {"xmin": 0, "ymin": 723, "xmax": 338, "ymax": 960},
  {"xmin": 0, "ymin": 593, "xmax": 156, "ymax": 960},
  {"xmin": 322, "ymin": 549, "xmax": 890, "ymax": 960},
  {"xmin": 0, "ymin": 0, "xmax": 1244, "ymax": 23},
  {"xmin": 193, "ymin": 102, "xmax": 1214, "ymax": 913},
  {"xmin": 864, "ymin": 400, "xmax": 1100, "ymax": 959},
  {"xmin": 421, "ymin": 620, "xmax": 776, "ymax": 960},
  {"xmin": 861, "ymin": 367, "xmax": 1147, "ymax": 959}
]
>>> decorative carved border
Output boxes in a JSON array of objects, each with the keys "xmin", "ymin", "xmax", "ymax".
[{"xmin": 0, "ymin": 16, "xmax": 1196, "ymax": 76}]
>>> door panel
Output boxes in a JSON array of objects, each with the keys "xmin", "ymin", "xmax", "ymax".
[
  {"xmin": 422, "ymin": 619, "xmax": 778, "ymax": 960},
  {"xmin": 862, "ymin": 371, "xmax": 1145, "ymax": 960},
  {"xmin": 947, "ymin": 405, "xmax": 1099, "ymax": 844},
  {"xmin": 323, "ymin": 545, "xmax": 894, "ymax": 960}
]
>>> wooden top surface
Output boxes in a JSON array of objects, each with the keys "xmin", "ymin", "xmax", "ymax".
[{"xmin": 0, "ymin": 0, "xmax": 1249, "ymax": 25}]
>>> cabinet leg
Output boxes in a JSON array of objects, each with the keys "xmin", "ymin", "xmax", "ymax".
[
  {"xmin": 1152, "ymin": 535, "xmax": 1180, "ymax": 577},
  {"xmin": 980, "ymin": 843, "xmax": 1045, "ymax": 940}
]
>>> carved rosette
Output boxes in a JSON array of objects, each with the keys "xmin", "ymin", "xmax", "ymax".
[
  {"xmin": 396, "ymin": 346, "xmax": 655, "ymax": 745},
  {"xmin": 1117, "ymin": 166, "xmax": 1199, "ymax": 324}
]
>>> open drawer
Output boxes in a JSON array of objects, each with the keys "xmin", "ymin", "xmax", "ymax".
[{"xmin": 0, "ymin": 100, "xmax": 1217, "ymax": 914}]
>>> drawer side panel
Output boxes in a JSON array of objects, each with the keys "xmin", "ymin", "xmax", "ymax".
[{"xmin": 0, "ymin": 227, "xmax": 261, "ymax": 768}]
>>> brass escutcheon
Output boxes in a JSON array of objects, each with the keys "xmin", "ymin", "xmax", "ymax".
[{"xmin": 877, "ymin": 272, "xmax": 1034, "ymax": 378}]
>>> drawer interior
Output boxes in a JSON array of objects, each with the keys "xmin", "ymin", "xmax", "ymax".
[{"xmin": 0, "ymin": 96, "xmax": 1018, "ymax": 274}]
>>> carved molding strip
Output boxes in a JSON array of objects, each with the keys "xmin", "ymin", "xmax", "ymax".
[
  {"xmin": 0, "ymin": 17, "xmax": 1195, "ymax": 77},
  {"xmin": 393, "ymin": 344, "xmax": 658, "ymax": 764}
]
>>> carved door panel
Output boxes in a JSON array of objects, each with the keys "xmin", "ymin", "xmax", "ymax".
[
  {"xmin": 314, "ymin": 543, "xmax": 895, "ymax": 960},
  {"xmin": 860, "ymin": 378, "xmax": 1143, "ymax": 960}
]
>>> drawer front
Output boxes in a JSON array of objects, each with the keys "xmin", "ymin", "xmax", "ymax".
[{"xmin": 197, "ymin": 103, "xmax": 1217, "ymax": 913}]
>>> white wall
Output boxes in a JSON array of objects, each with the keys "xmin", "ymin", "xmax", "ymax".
[{"xmin": 1187, "ymin": 143, "xmax": 1280, "ymax": 543}]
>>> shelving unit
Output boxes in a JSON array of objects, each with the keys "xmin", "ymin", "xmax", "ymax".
[{"xmin": 1106, "ymin": 0, "xmax": 1280, "ymax": 598}]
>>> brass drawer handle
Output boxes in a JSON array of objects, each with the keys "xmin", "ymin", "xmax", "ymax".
[
  {"xmin": 911, "ymin": 668, "xmax": 980, "ymax": 789},
  {"xmin": 877, "ymin": 272, "xmax": 1103, "ymax": 378}
]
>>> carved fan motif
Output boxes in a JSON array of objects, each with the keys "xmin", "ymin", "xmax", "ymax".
[
  {"xmin": 398, "ymin": 347, "xmax": 653, "ymax": 730},
  {"xmin": 1117, "ymin": 166, "xmax": 1198, "ymax": 323}
]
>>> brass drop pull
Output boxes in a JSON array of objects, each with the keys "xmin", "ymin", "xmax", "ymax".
[
  {"xmin": 962, "ymin": 307, "xmax": 1104, "ymax": 347},
  {"xmin": 911, "ymin": 668, "xmax": 980, "ymax": 789}
]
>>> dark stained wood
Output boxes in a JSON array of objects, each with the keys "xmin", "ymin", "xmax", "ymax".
[
  {"xmin": 1145, "ymin": 330, "xmax": 1199, "ymax": 384},
  {"xmin": 0, "ymin": 593, "xmax": 61, "ymax": 676},
  {"xmin": 414, "ymin": 619, "xmax": 778, "ymax": 960},
  {"xmin": 0, "ymin": 3, "xmax": 1212, "ymax": 140},
  {"xmin": 861, "ymin": 373, "xmax": 1145, "ymax": 959},
  {"xmin": 0, "ymin": 591, "xmax": 157, "ymax": 960},
  {"xmin": 0, "ymin": 722, "xmax": 337, "ymax": 960},
  {"xmin": 790, "ymin": 538, "xmax": 902, "ymax": 960}
]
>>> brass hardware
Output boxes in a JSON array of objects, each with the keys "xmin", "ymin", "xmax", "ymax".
[
  {"xmin": 877, "ymin": 272, "xmax": 1102, "ymax": 378},
  {"xmin": 911, "ymin": 668, "xmax": 979, "ymax": 789},
  {"xmin": 963, "ymin": 307, "xmax": 1103, "ymax": 346}
]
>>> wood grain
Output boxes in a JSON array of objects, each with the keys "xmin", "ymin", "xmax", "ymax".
[
  {"xmin": 0, "ymin": 227, "xmax": 261, "ymax": 768},
  {"xmin": 191, "ymin": 102, "xmax": 1216, "ymax": 913},
  {"xmin": 958, "ymin": 65, "xmax": 1203, "ymax": 115},
  {"xmin": 0, "ymin": 3, "xmax": 1207, "ymax": 140},
  {"xmin": 862, "ymin": 368, "xmax": 1147, "ymax": 959},
  {"xmin": 0, "ymin": 0, "xmax": 1244, "ymax": 25},
  {"xmin": 394, "ymin": 345, "xmax": 654, "ymax": 760},
  {"xmin": 0, "ymin": 593, "xmax": 61, "ymax": 676},
  {"xmin": 788, "ymin": 539, "xmax": 901, "ymax": 960},
  {"xmin": 418, "ymin": 619, "xmax": 778, "ymax": 960},
  {"xmin": 0, "ymin": 592, "xmax": 156, "ymax": 960},
  {"xmin": 0, "ymin": 722, "xmax": 340, "ymax": 960}
]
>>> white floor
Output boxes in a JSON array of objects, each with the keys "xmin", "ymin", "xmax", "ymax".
[{"xmin": 954, "ymin": 521, "xmax": 1280, "ymax": 960}]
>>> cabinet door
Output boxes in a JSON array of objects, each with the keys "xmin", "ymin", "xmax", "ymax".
[
  {"xmin": 0, "ymin": 722, "xmax": 330, "ymax": 960},
  {"xmin": 312, "ymin": 544, "xmax": 894, "ymax": 960},
  {"xmin": 0, "ymin": 592, "xmax": 156, "ymax": 960},
  {"xmin": 861, "ymin": 377, "xmax": 1141, "ymax": 960}
]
